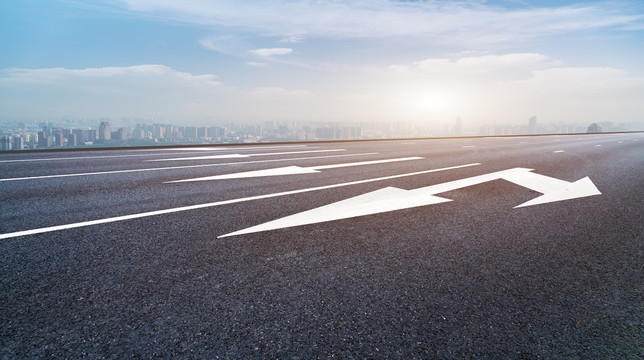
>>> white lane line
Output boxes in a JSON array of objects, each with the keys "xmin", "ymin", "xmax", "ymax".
[
  {"xmin": 162, "ymin": 145, "xmax": 310, "ymax": 151},
  {"xmin": 595, "ymin": 144, "xmax": 603, "ymax": 147},
  {"xmin": 0, "ymin": 163, "xmax": 481, "ymax": 239},
  {"xmin": 166, "ymin": 157, "xmax": 424, "ymax": 182},
  {"xmin": 462, "ymin": 145, "xmax": 477, "ymax": 148},
  {"xmin": 146, "ymin": 149, "xmax": 345, "ymax": 162},
  {"xmin": 0, "ymin": 153, "xmax": 378, "ymax": 182},
  {"xmin": 0, "ymin": 152, "xmax": 220, "ymax": 163},
  {"xmin": 553, "ymin": 150, "xmax": 565, "ymax": 153},
  {"xmin": 0, "ymin": 145, "xmax": 313, "ymax": 163}
]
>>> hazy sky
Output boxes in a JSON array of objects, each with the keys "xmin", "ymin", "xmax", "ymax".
[{"xmin": 1, "ymin": 0, "xmax": 644, "ymax": 128}]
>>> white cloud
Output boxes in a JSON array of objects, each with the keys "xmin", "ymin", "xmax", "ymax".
[
  {"xmin": 118, "ymin": 0, "xmax": 644, "ymax": 48},
  {"xmin": 246, "ymin": 62, "xmax": 267, "ymax": 68},
  {"xmin": 389, "ymin": 53, "xmax": 561, "ymax": 81},
  {"xmin": 249, "ymin": 48, "xmax": 293, "ymax": 57},
  {"xmin": 0, "ymin": 65, "xmax": 324, "ymax": 120},
  {"xmin": 199, "ymin": 35, "xmax": 253, "ymax": 56}
]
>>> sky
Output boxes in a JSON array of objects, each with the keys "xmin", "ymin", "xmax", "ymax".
[{"xmin": 1, "ymin": 0, "xmax": 644, "ymax": 130}]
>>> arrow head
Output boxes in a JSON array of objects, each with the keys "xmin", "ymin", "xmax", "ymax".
[
  {"xmin": 219, "ymin": 187, "xmax": 451, "ymax": 237},
  {"xmin": 514, "ymin": 176, "xmax": 601, "ymax": 208}
]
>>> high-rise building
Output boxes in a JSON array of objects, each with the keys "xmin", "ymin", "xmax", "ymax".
[
  {"xmin": 528, "ymin": 116, "xmax": 537, "ymax": 134},
  {"xmin": 453, "ymin": 117, "xmax": 463, "ymax": 136},
  {"xmin": 116, "ymin": 128, "xmax": 127, "ymax": 141},
  {"xmin": 207, "ymin": 126, "xmax": 225, "ymax": 138},
  {"xmin": 13, "ymin": 136, "xmax": 25, "ymax": 150},
  {"xmin": 0, "ymin": 136, "xmax": 12, "ymax": 150},
  {"xmin": 37, "ymin": 131, "xmax": 50, "ymax": 148},
  {"xmin": 184, "ymin": 126, "xmax": 198, "ymax": 139},
  {"xmin": 99, "ymin": 122, "xmax": 111, "ymax": 141},
  {"xmin": 54, "ymin": 133, "xmax": 64, "ymax": 147},
  {"xmin": 67, "ymin": 133, "xmax": 77, "ymax": 147},
  {"xmin": 152, "ymin": 125, "xmax": 165, "ymax": 139}
]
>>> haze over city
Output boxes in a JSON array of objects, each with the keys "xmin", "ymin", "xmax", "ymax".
[{"xmin": 1, "ymin": 0, "xmax": 644, "ymax": 131}]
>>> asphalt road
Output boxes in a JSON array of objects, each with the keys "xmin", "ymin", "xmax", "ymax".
[{"xmin": 1, "ymin": 133, "xmax": 643, "ymax": 359}]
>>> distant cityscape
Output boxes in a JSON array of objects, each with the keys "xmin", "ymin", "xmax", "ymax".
[{"xmin": 0, "ymin": 116, "xmax": 627, "ymax": 151}]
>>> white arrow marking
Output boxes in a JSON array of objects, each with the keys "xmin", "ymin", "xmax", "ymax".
[
  {"xmin": 219, "ymin": 168, "xmax": 601, "ymax": 237},
  {"xmin": 0, "ymin": 163, "xmax": 480, "ymax": 240},
  {"xmin": 166, "ymin": 157, "xmax": 424, "ymax": 182},
  {"xmin": 146, "ymin": 149, "xmax": 344, "ymax": 162}
]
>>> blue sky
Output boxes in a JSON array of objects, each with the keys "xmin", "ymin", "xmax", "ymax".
[{"xmin": 1, "ymin": 0, "xmax": 644, "ymax": 129}]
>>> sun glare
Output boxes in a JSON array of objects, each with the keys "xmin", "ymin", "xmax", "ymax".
[{"xmin": 416, "ymin": 93, "xmax": 448, "ymax": 110}]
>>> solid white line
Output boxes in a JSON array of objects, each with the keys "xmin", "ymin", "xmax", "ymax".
[
  {"xmin": 0, "ymin": 145, "xmax": 313, "ymax": 163},
  {"xmin": 0, "ymin": 152, "xmax": 222, "ymax": 163},
  {"xmin": 0, "ymin": 153, "xmax": 378, "ymax": 182},
  {"xmin": 0, "ymin": 163, "xmax": 481, "ymax": 239},
  {"xmin": 310, "ymin": 157, "xmax": 423, "ymax": 170},
  {"xmin": 553, "ymin": 150, "xmax": 565, "ymax": 153},
  {"xmin": 146, "ymin": 149, "xmax": 345, "ymax": 162}
]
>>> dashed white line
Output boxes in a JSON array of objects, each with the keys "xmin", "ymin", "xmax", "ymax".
[{"xmin": 553, "ymin": 150, "xmax": 565, "ymax": 153}]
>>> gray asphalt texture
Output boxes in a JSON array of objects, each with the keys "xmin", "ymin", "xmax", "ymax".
[{"xmin": 1, "ymin": 133, "xmax": 643, "ymax": 359}]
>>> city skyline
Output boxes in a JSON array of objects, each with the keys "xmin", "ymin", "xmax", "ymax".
[
  {"xmin": 1, "ymin": 115, "xmax": 625, "ymax": 151},
  {"xmin": 1, "ymin": 1, "xmax": 644, "ymax": 129}
]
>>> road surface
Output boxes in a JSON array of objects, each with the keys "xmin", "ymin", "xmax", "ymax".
[{"xmin": 1, "ymin": 133, "xmax": 643, "ymax": 358}]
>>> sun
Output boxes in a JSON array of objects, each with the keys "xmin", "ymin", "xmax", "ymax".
[{"xmin": 416, "ymin": 93, "xmax": 448, "ymax": 111}]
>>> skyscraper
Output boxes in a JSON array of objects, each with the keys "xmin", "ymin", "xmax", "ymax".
[
  {"xmin": 99, "ymin": 121, "xmax": 111, "ymax": 141},
  {"xmin": 528, "ymin": 116, "xmax": 537, "ymax": 134},
  {"xmin": 0, "ymin": 136, "xmax": 12, "ymax": 150}
]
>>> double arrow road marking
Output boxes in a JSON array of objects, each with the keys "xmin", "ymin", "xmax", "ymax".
[
  {"xmin": 219, "ymin": 167, "xmax": 601, "ymax": 237},
  {"xmin": 0, "ymin": 164, "xmax": 601, "ymax": 240}
]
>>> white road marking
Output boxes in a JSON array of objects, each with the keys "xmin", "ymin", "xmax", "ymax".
[
  {"xmin": 167, "ymin": 157, "xmax": 424, "ymax": 182},
  {"xmin": 146, "ymin": 149, "xmax": 345, "ymax": 162},
  {"xmin": 553, "ymin": 150, "xmax": 565, "ymax": 153},
  {"xmin": 220, "ymin": 168, "xmax": 601, "ymax": 237},
  {"xmin": 0, "ymin": 163, "xmax": 480, "ymax": 240},
  {"xmin": 462, "ymin": 145, "xmax": 477, "ymax": 148},
  {"xmin": 163, "ymin": 145, "xmax": 309, "ymax": 151},
  {"xmin": 595, "ymin": 145, "xmax": 603, "ymax": 147},
  {"xmin": 0, "ymin": 153, "xmax": 378, "ymax": 182},
  {"xmin": 0, "ymin": 145, "xmax": 313, "ymax": 163}
]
